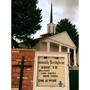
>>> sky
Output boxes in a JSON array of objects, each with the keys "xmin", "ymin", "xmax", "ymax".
[{"xmin": 33, "ymin": 0, "xmax": 79, "ymax": 38}]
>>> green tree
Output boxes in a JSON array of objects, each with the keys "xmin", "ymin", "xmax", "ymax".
[
  {"xmin": 12, "ymin": 0, "xmax": 42, "ymax": 48},
  {"xmin": 56, "ymin": 18, "xmax": 79, "ymax": 49}
]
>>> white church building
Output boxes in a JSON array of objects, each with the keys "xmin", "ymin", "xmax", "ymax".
[{"xmin": 33, "ymin": 4, "xmax": 79, "ymax": 68}]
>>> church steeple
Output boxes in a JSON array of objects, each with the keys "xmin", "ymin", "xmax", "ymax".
[
  {"xmin": 50, "ymin": 3, "xmax": 53, "ymax": 23},
  {"xmin": 47, "ymin": 3, "xmax": 56, "ymax": 34}
]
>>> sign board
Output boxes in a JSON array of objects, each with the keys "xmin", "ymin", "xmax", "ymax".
[{"xmin": 33, "ymin": 52, "xmax": 69, "ymax": 90}]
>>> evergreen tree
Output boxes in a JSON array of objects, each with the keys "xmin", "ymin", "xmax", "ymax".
[
  {"xmin": 56, "ymin": 18, "xmax": 79, "ymax": 49},
  {"xmin": 12, "ymin": 0, "xmax": 42, "ymax": 48}
]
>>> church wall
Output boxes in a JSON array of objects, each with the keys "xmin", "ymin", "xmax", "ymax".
[
  {"xmin": 61, "ymin": 46, "xmax": 67, "ymax": 52},
  {"xmin": 39, "ymin": 42, "xmax": 47, "ymax": 51},
  {"xmin": 33, "ymin": 43, "xmax": 41, "ymax": 51},
  {"xmin": 50, "ymin": 43, "xmax": 59, "ymax": 52}
]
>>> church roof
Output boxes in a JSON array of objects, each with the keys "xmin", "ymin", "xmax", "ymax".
[{"xmin": 35, "ymin": 31, "xmax": 76, "ymax": 49}]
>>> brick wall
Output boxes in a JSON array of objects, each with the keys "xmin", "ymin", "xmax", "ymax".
[{"xmin": 12, "ymin": 49, "xmax": 35, "ymax": 90}]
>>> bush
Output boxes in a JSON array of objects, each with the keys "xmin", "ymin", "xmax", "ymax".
[{"xmin": 69, "ymin": 70, "xmax": 79, "ymax": 90}]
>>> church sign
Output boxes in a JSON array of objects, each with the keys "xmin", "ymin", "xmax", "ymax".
[
  {"xmin": 37, "ymin": 56, "xmax": 65, "ymax": 87},
  {"xmin": 33, "ymin": 52, "xmax": 69, "ymax": 90}
]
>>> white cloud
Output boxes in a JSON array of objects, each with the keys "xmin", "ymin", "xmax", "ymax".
[{"xmin": 48, "ymin": 0, "xmax": 78, "ymax": 26}]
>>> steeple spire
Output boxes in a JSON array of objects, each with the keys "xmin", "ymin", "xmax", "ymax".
[
  {"xmin": 47, "ymin": 3, "xmax": 56, "ymax": 34},
  {"xmin": 50, "ymin": 3, "xmax": 53, "ymax": 23}
]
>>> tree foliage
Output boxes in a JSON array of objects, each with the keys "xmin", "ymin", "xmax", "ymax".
[
  {"xmin": 56, "ymin": 18, "xmax": 79, "ymax": 49},
  {"xmin": 12, "ymin": 0, "xmax": 42, "ymax": 48}
]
